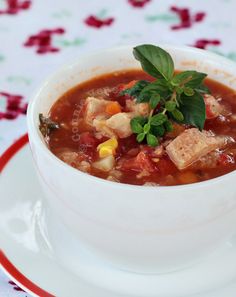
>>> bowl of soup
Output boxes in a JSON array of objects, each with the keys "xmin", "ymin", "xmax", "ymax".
[{"xmin": 27, "ymin": 44, "xmax": 236, "ymax": 273}]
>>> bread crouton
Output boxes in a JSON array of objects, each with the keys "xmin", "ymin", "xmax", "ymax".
[{"xmin": 166, "ymin": 128, "xmax": 228, "ymax": 170}]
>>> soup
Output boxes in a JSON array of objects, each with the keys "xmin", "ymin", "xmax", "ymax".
[{"xmin": 39, "ymin": 45, "xmax": 236, "ymax": 186}]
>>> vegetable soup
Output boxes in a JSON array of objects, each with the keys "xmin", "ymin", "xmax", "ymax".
[{"xmin": 39, "ymin": 45, "xmax": 236, "ymax": 186}]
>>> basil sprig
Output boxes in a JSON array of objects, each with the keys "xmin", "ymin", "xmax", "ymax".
[{"xmin": 121, "ymin": 44, "xmax": 209, "ymax": 146}]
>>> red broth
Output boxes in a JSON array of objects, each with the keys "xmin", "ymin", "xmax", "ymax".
[{"xmin": 46, "ymin": 70, "xmax": 236, "ymax": 186}]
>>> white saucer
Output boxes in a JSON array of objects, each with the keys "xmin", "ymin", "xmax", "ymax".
[{"xmin": 1, "ymin": 135, "xmax": 236, "ymax": 297}]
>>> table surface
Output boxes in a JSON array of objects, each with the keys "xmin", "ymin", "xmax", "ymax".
[{"xmin": 0, "ymin": 0, "xmax": 236, "ymax": 295}]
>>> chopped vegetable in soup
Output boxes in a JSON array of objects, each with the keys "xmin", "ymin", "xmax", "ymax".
[{"xmin": 40, "ymin": 44, "xmax": 236, "ymax": 186}]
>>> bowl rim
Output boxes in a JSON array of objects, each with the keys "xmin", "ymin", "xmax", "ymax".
[{"xmin": 27, "ymin": 43, "xmax": 236, "ymax": 192}]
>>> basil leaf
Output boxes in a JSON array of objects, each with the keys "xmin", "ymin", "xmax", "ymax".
[
  {"xmin": 176, "ymin": 86, "xmax": 184, "ymax": 94},
  {"xmin": 164, "ymin": 120, "xmax": 173, "ymax": 132},
  {"xmin": 147, "ymin": 133, "xmax": 158, "ymax": 147},
  {"xmin": 171, "ymin": 109, "xmax": 184, "ymax": 122},
  {"xmin": 196, "ymin": 84, "xmax": 211, "ymax": 94},
  {"xmin": 179, "ymin": 92, "xmax": 206, "ymax": 130},
  {"xmin": 130, "ymin": 118, "xmax": 144, "ymax": 133},
  {"xmin": 172, "ymin": 71, "xmax": 207, "ymax": 88},
  {"xmin": 151, "ymin": 124, "xmax": 165, "ymax": 137},
  {"xmin": 150, "ymin": 94, "xmax": 161, "ymax": 109},
  {"xmin": 133, "ymin": 116, "xmax": 148, "ymax": 126},
  {"xmin": 150, "ymin": 113, "xmax": 167, "ymax": 126},
  {"xmin": 133, "ymin": 44, "xmax": 174, "ymax": 81},
  {"xmin": 120, "ymin": 80, "xmax": 149, "ymax": 97},
  {"xmin": 138, "ymin": 79, "xmax": 171, "ymax": 103},
  {"xmin": 143, "ymin": 123, "xmax": 151, "ymax": 134},
  {"xmin": 165, "ymin": 101, "xmax": 176, "ymax": 112},
  {"xmin": 183, "ymin": 87, "xmax": 194, "ymax": 96},
  {"xmin": 137, "ymin": 133, "xmax": 145, "ymax": 143}
]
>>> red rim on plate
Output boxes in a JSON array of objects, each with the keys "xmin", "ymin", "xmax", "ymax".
[{"xmin": 0, "ymin": 134, "xmax": 54, "ymax": 297}]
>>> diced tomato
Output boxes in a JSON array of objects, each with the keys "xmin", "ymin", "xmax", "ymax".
[
  {"xmin": 120, "ymin": 151, "xmax": 156, "ymax": 173},
  {"xmin": 79, "ymin": 132, "xmax": 98, "ymax": 148},
  {"xmin": 136, "ymin": 152, "xmax": 156, "ymax": 172},
  {"xmin": 218, "ymin": 153, "xmax": 235, "ymax": 166},
  {"xmin": 127, "ymin": 148, "xmax": 140, "ymax": 157},
  {"xmin": 108, "ymin": 80, "xmax": 139, "ymax": 107},
  {"xmin": 78, "ymin": 132, "xmax": 100, "ymax": 160},
  {"xmin": 177, "ymin": 171, "xmax": 199, "ymax": 185},
  {"xmin": 117, "ymin": 135, "xmax": 138, "ymax": 156},
  {"xmin": 108, "ymin": 89, "xmax": 127, "ymax": 107},
  {"xmin": 140, "ymin": 145, "xmax": 154, "ymax": 155},
  {"xmin": 156, "ymin": 157, "xmax": 178, "ymax": 175}
]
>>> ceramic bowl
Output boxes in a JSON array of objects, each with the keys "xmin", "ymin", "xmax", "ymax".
[{"xmin": 27, "ymin": 45, "xmax": 236, "ymax": 273}]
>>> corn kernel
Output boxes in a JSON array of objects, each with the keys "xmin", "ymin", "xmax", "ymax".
[
  {"xmin": 99, "ymin": 146, "xmax": 114, "ymax": 158},
  {"xmin": 97, "ymin": 138, "xmax": 118, "ymax": 158},
  {"xmin": 97, "ymin": 138, "xmax": 118, "ymax": 150}
]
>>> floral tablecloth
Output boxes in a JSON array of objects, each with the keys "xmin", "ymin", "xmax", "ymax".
[{"xmin": 0, "ymin": 0, "xmax": 236, "ymax": 295}]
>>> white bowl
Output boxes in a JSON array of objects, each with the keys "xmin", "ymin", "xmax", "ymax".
[{"xmin": 27, "ymin": 45, "xmax": 236, "ymax": 273}]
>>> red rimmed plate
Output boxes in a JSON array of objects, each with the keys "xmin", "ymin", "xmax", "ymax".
[{"xmin": 1, "ymin": 135, "xmax": 236, "ymax": 297}]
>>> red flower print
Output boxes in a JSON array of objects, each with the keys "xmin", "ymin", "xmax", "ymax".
[
  {"xmin": 192, "ymin": 39, "xmax": 221, "ymax": 50},
  {"xmin": 0, "ymin": 92, "xmax": 27, "ymax": 120},
  {"xmin": 128, "ymin": 0, "xmax": 151, "ymax": 8},
  {"xmin": 24, "ymin": 28, "xmax": 65, "ymax": 54},
  {"xmin": 0, "ymin": 0, "xmax": 31, "ymax": 15},
  {"xmin": 8, "ymin": 280, "xmax": 25, "ymax": 292},
  {"xmin": 84, "ymin": 15, "xmax": 114, "ymax": 29},
  {"xmin": 170, "ymin": 6, "xmax": 206, "ymax": 30}
]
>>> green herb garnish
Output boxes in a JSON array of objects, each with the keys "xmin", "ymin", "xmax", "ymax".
[
  {"xmin": 39, "ymin": 113, "xmax": 59, "ymax": 137},
  {"xmin": 121, "ymin": 44, "xmax": 210, "ymax": 146}
]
